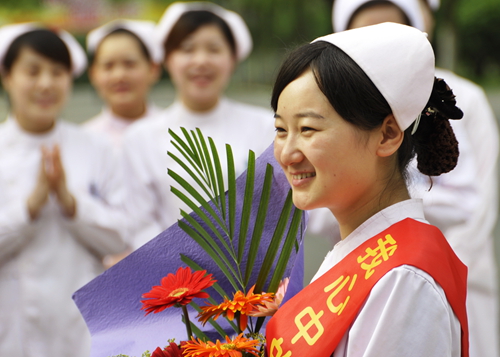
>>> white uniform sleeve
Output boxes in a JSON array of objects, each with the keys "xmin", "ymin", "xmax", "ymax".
[
  {"xmin": 334, "ymin": 266, "xmax": 461, "ymax": 357},
  {"xmin": 0, "ymin": 194, "xmax": 33, "ymax": 263},
  {"xmin": 121, "ymin": 131, "xmax": 164, "ymax": 249},
  {"xmin": 64, "ymin": 140, "xmax": 129, "ymax": 257}
]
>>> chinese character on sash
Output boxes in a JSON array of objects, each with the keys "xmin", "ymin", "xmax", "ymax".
[
  {"xmin": 357, "ymin": 234, "xmax": 398, "ymax": 279},
  {"xmin": 324, "ymin": 274, "xmax": 357, "ymax": 315},
  {"xmin": 291, "ymin": 306, "xmax": 325, "ymax": 346},
  {"xmin": 270, "ymin": 337, "xmax": 293, "ymax": 357}
]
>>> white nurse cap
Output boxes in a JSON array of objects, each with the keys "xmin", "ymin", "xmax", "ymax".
[
  {"xmin": 0, "ymin": 22, "xmax": 87, "ymax": 77},
  {"xmin": 333, "ymin": 0, "xmax": 426, "ymax": 32},
  {"xmin": 313, "ymin": 23, "xmax": 435, "ymax": 131},
  {"xmin": 427, "ymin": 0, "xmax": 440, "ymax": 10},
  {"xmin": 155, "ymin": 1, "xmax": 252, "ymax": 62},
  {"xmin": 87, "ymin": 19, "xmax": 164, "ymax": 64}
]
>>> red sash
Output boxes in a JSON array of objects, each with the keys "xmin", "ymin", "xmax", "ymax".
[{"xmin": 266, "ymin": 218, "xmax": 469, "ymax": 357}]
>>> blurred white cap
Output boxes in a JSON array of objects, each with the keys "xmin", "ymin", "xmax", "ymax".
[
  {"xmin": 427, "ymin": 0, "xmax": 440, "ymax": 10},
  {"xmin": 0, "ymin": 22, "xmax": 87, "ymax": 77},
  {"xmin": 313, "ymin": 23, "xmax": 435, "ymax": 131},
  {"xmin": 333, "ymin": 0, "xmax": 426, "ymax": 32},
  {"xmin": 156, "ymin": 1, "xmax": 252, "ymax": 62},
  {"xmin": 87, "ymin": 19, "xmax": 164, "ymax": 64}
]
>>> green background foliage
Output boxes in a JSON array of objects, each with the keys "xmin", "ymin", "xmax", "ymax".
[{"xmin": 0, "ymin": 0, "xmax": 498, "ymax": 84}]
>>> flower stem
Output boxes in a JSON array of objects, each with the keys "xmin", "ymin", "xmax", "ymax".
[
  {"xmin": 236, "ymin": 312, "xmax": 242, "ymax": 334},
  {"xmin": 182, "ymin": 305, "xmax": 193, "ymax": 339}
]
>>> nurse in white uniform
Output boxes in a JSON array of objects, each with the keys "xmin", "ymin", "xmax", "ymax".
[
  {"xmin": 268, "ymin": 23, "xmax": 467, "ymax": 356},
  {"xmin": 122, "ymin": 2, "xmax": 275, "ymax": 248},
  {"xmin": 329, "ymin": 1, "xmax": 500, "ymax": 356},
  {"xmin": 0, "ymin": 24, "xmax": 127, "ymax": 357},
  {"xmin": 84, "ymin": 19, "xmax": 162, "ymax": 149}
]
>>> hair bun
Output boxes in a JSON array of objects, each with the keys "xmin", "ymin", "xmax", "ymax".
[
  {"xmin": 427, "ymin": 78, "xmax": 463, "ymax": 120},
  {"xmin": 415, "ymin": 112, "xmax": 459, "ymax": 176},
  {"xmin": 413, "ymin": 78, "xmax": 462, "ymax": 176}
]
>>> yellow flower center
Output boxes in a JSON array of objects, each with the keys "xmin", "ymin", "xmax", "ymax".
[
  {"xmin": 222, "ymin": 344, "xmax": 237, "ymax": 350},
  {"xmin": 169, "ymin": 287, "xmax": 189, "ymax": 297}
]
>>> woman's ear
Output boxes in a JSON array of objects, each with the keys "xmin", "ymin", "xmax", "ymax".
[
  {"xmin": 149, "ymin": 62, "xmax": 162, "ymax": 84},
  {"xmin": 1, "ymin": 72, "xmax": 11, "ymax": 93},
  {"xmin": 87, "ymin": 65, "xmax": 97, "ymax": 87},
  {"xmin": 376, "ymin": 114, "xmax": 404, "ymax": 157}
]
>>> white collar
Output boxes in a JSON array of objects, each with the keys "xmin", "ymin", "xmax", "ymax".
[
  {"xmin": 311, "ymin": 199, "xmax": 426, "ymax": 282},
  {"xmin": 172, "ymin": 97, "xmax": 228, "ymax": 119},
  {"xmin": 5, "ymin": 114, "xmax": 61, "ymax": 144},
  {"xmin": 103, "ymin": 104, "xmax": 158, "ymax": 126}
]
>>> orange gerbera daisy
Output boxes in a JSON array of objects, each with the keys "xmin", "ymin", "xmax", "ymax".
[
  {"xmin": 183, "ymin": 333, "xmax": 260, "ymax": 357},
  {"xmin": 141, "ymin": 267, "xmax": 216, "ymax": 315},
  {"xmin": 198, "ymin": 285, "xmax": 273, "ymax": 331}
]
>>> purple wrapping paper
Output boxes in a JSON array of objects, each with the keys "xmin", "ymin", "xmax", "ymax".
[{"xmin": 73, "ymin": 144, "xmax": 306, "ymax": 357}]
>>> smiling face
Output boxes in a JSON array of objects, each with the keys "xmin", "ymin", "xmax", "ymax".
[
  {"xmin": 165, "ymin": 24, "xmax": 236, "ymax": 112},
  {"xmin": 274, "ymin": 69, "xmax": 390, "ymax": 220},
  {"xmin": 3, "ymin": 46, "xmax": 72, "ymax": 133},
  {"xmin": 90, "ymin": 33, "xmax": 159, "ymax": 119}
]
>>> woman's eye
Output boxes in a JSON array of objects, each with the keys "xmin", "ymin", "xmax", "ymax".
[
  {"xmin": 180, "ymin": 44, "xmax": 194, "ymax": 53},
  {"xmin": 275, "ymin": 127, "xmax": 286, "ymax": 134},
  {"xmin": 301, "ymin": 127, "xmax": 315, "ymax": 132},
  {"xmin": 26, "ymin": 66, "xmax": 39, "ymax": 76},
  {"xmin": 124, "ymin": 60, "xmax": 137, "ymax": 69},
  {"xmin": 208, "ymin": 46, "xmax": 222, "ymax": 54}
]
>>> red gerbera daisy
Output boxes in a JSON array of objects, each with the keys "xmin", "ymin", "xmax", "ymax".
[
  {"xmin": 151, "ymin": 342, "xmax": 183, "ymax": 357},
  {"xmin": 141, "ymin": 267, "xmax": 216, "ymax": 315}
]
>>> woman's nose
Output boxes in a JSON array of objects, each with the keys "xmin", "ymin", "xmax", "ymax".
[
  {"xmin": 276, "ymin": 136, "xmax": 304, "ymax": 167},
  {"xmin": 192, "ymin": 49, "xmax": 210, "ymax": 65},
  {"xmin": 37, "ymin": 71, "xmax": 55, "ymax": 89},
  {"xmin": 111, "ymin": 64, "xmax": 127, "ymax": 79}
]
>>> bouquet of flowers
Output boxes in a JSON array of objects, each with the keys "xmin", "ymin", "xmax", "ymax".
[
  {"xmin": 73, "ymin": 128, "xmax": 306, "ymax": 357},
  {"xmin": 138, "ymin": 266, "xmax": 289, "ymax": 357}
]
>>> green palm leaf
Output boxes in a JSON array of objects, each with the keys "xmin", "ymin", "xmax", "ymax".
[
  {"xmin": 227, "ymin": 145, "xmax": 236, "ymax": 239},
  {"xmin": 237, "ymin": 150, "xmax": 255, "ymax": 264},
  {"xmin": 253, "ymin": 189, "xmax": 294, "ymax": 293},
  {"xmin": 168, "ymin": 128, "xmax": 303, "ymax": 335},
  {"xmin": 243, "ymin": 164, "xmax": 273, "ymax": 285}
]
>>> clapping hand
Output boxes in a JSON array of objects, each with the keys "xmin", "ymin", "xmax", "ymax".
[{"xmin": 27, "ymin": 145, "xmax": 76, "ymax": 220}]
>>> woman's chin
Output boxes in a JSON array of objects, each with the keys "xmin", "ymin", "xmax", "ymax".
[{"xmin": 292, "ymin": 196, "xmax": 317, "ymax": 211}]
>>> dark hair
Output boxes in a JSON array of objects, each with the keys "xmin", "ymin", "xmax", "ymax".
[
  {"xmin": 164, "ymin": 10, "xmax": 236, "ymax": 58},
  {"xmin": 90, "ymin": 28, "xmax": 151, "ymax": 65},
  {"xmin": 271, "ymin": 41, "xmax": 460, "ymax": 179},
  {"xmin": 3, "ymin": 29, "xmax": 71, "ymax": 73},
  {"xmin": 347, "ymin": 0, "xmax": 412, "ymax": 29}
]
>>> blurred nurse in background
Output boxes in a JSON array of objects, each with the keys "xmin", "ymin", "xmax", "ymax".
[
  {"xmin": 122, "ymin": 2, "xmax": 275, "ymax": 249},
  {"xmin": 84, "ymin": 19, "xmax": 162, "ymax": 148},
  {"xmin": 0, "ymin": 23, "xmax": 127, "ymax": 356}
]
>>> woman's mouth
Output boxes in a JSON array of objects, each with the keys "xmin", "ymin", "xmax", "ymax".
[
  {"xmin": 292, "ymin": 172, "xmax": 316, "ymax": 180},
  {"xmin": 290, "ymin": 172, "xmax": 316, "ymax": 187},
  {"xmin": 35, "ymin": 98, "xmax": 57, "ymax": 107},
  {"xmin": 112, "ymin": 83, "xmax": 131, "ymax": 93},
  {"xmin": 190, "ymin": 74, "xmax": 213, "ymax": 86}
]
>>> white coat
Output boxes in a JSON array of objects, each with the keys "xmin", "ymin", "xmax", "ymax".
[
  {"xmin": 121, "ymin": 98, "xmax": 275, "ymax": 249},
  {"xmin": 83, "ymin": 104, "xmax": 162, "ymax": 149},
  {"xmin": 0, "ymin": 118, "xmax": 128, "ymax": 357},
  {"xmin": 312, "ymin": 199, "xmax": 462, "ymax": 357}
]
